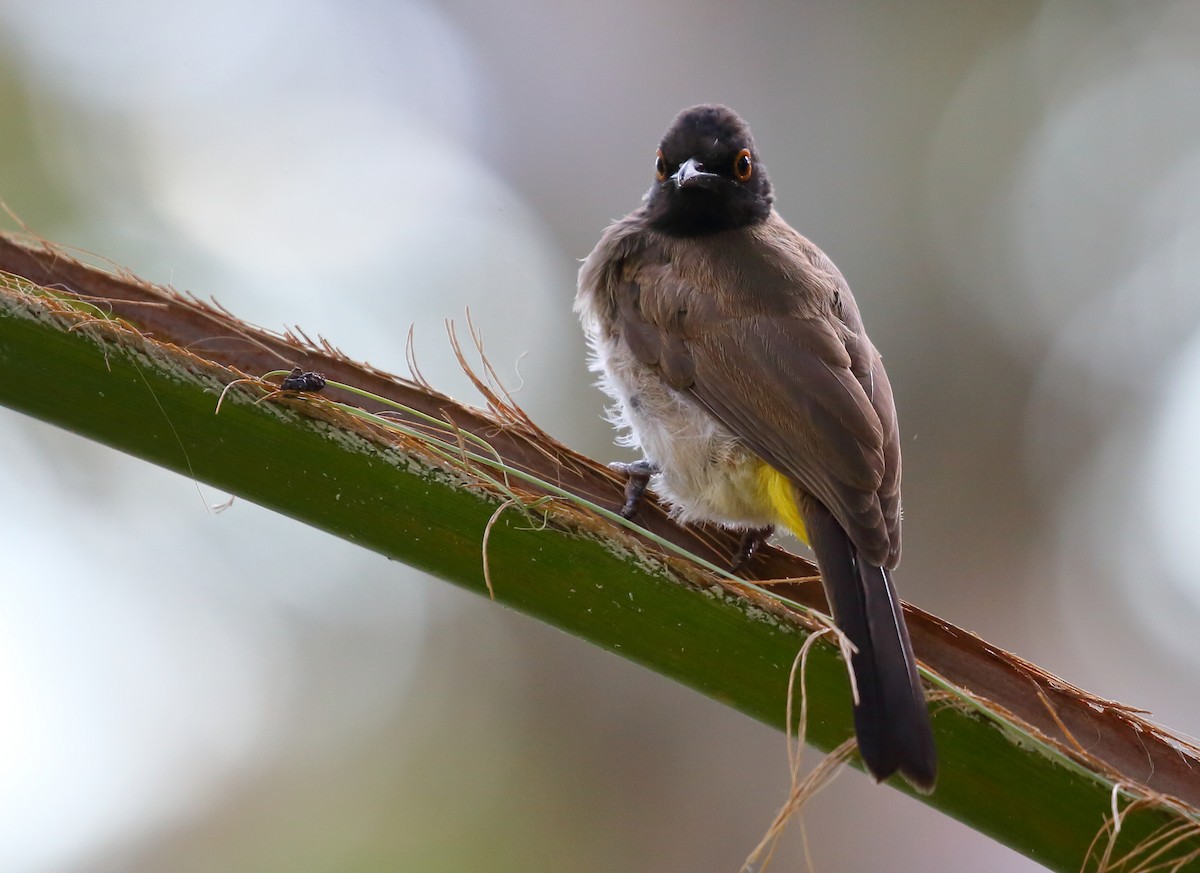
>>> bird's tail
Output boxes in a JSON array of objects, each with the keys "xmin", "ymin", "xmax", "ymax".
[{"xmin": 804, "ymin": 503, "xmax": 938, "ymax": 792}]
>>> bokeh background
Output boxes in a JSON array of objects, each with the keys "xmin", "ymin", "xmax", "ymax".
[{"xmin": 3, "ymin": 2, "xmax": 1200, "ymax": 871}]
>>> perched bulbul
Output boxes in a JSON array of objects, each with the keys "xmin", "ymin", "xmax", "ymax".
[{"xmin": 575, "ymin": 104, "xmax": 937, "ymax": 791}]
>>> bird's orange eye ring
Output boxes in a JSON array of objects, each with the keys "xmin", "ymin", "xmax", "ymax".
[
  {"xmin": 655, "ymin": 148, "xmax": 667, "ymax": 181},
  {"xmin": 734, "ymin": 148, "xmax": 753, "ymax": 182}
]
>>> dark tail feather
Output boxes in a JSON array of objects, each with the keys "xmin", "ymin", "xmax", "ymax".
[{"xmin": 806, "ymin": 505, "xmax": 938, "ymax": 792}]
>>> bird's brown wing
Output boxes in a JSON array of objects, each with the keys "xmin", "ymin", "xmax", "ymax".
[{"xmin": 613, "ymin": 260, "xmax": 901, "ymax": 568}]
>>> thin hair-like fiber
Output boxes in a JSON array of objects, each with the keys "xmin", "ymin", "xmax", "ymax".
[{"xmin": 742, "ymin": 625, "xmax": 857, "ymax": 872}]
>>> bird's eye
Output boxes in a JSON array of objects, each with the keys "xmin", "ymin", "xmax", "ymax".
[
  {"xmin": 655, "ymin": 148, "xmax": 667, "ymax": 181},
  {"xmin": 733, "ymin": 148, "xmax": 753, "ymax": 182}
]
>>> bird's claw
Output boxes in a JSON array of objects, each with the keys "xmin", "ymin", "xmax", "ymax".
[
  {"xmin": 730, "ymin": 526, "xmax": 773, "ymax": 573},
  {"xmin": 609, "ymin": 459, "xmax": 660, "ymax": 519}
]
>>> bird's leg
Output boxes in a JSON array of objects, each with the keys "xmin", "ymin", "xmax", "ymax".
[
  {"xmin": 730, "ymin": 526, "xmax": 774, "ymax": 572},
  {"xmin": 609, "ymin": 459, "xmax": 660, "ymax": 519}
]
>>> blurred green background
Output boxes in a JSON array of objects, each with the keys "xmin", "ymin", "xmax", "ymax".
[{"xmin": 3, "ymin": 2, "xmax": 1200, "ymax": 871}]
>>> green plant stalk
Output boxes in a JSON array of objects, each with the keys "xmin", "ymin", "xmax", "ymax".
[{"xmin": 1, "ymin": 283, "xmax": 1197, "ymax": 872}]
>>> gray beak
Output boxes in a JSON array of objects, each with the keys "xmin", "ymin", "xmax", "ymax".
[{"xmin": 672, "ymin": 157, "xmax": 720, "ymax": 189}]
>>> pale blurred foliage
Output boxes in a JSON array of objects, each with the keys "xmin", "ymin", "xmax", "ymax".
[{"xmin": 2, "ymin": 1, "xmax": 1199, "ymax": 871}]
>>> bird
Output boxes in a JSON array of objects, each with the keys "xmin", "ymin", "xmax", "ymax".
[{"xmin": 575, "ymin": 104, "xmax": 937, "ymax": 791}]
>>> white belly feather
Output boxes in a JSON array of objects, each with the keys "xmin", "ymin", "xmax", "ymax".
[{"xmin": 586, "ymin": 330, "xmax": 775, "ymax": 530}]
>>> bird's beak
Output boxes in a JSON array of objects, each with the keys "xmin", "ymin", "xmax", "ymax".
[{"xmin": 672, "ymin": 157, "xmax": 721, "ymax": 189}]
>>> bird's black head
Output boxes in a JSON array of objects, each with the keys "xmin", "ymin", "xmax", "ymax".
[{"xmin": 643, "ymin": 104, "xmax": 774, "ymax": 237}]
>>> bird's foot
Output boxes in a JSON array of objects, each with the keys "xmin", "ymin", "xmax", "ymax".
[
  {"xmin": 608, "ymin": 459, "xmax": 660, "ymax": 519},
  {"xmin": 730, "ymin": 526, "xmax": 774, "ymax": 573}
]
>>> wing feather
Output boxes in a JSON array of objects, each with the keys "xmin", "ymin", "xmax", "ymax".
[{"xmin": 605, "ymin": 225, "xmax": 901, "ymax": 566}]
